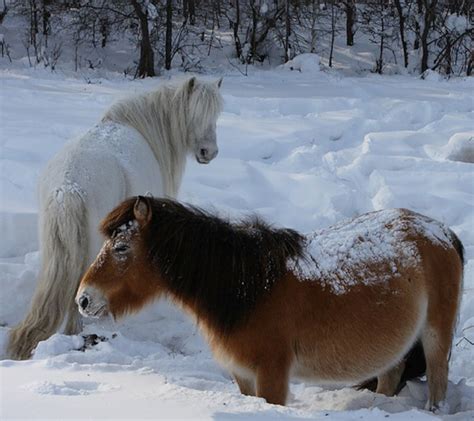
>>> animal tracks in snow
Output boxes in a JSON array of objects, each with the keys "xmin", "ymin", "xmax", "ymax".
[{"xmin": 21, "ymin": 380, "xmax": 120, "ymax": 396}]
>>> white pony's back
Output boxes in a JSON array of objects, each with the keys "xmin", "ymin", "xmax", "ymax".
[{"xmin": 40, "ymin": 121, "xmax": 164, "ymax": 256}]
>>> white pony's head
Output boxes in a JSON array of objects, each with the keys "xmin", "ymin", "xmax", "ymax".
[
  {"xmin": 176, "ymin": 77, "xmax": 223, "ymax": 164},
  {"xmin": 102, "ymin": 77, "xmax": 224, "ymax": 196}
]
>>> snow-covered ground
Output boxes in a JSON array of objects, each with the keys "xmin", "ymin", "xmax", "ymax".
[{"xmin": 0, "ymin": 65, "xmax": 473, "ymax": 420}]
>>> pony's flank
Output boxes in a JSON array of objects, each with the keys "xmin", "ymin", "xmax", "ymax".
[{"xmin": 101, "ymin": 197, "xmax": 305, "ymax": 332}]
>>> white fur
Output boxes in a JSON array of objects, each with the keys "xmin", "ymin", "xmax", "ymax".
[{"xmin": 7, "ymin": 78, "xmax": 223, "ymax": 360}]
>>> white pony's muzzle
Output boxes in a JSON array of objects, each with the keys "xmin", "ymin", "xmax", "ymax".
[{"xmin": 196, "ymin": 147, "xmax": 218, "ymax": 164}]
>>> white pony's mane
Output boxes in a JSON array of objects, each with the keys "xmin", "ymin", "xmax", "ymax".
[{"xmin": 102, "ymin": 78, "xmax": 223, "ymax": 197}]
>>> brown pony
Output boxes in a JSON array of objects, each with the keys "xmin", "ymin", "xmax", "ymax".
[{"xmin": 76, "ymin": 197, "xmax": 463, "ymax": 411}]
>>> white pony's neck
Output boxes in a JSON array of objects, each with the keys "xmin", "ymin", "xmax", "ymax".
[{"xmin": 102, "ymin": 80, "xmax": 221, "ymax": 198}]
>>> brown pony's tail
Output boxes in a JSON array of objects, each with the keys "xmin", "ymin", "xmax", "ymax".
[
  {"xmin": 447, "ymin": 229, "xmax": 465, "ymax": 267},
  {"xmin": 358, "ymin": 229, "xmax": 465, "ymax": 394}
]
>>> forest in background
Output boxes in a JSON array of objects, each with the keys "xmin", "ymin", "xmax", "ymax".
[{"xmin": 0, "ymin": 0, "xmax": 472, "ymax": 77}]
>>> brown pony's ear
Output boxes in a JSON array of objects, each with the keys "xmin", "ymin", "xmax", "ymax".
[
  {"xmin": 187, "ymin": 77, "xmax": 196, "ymax": 95},
  {"xmin": 217, "ymin": 77, "xmax": 223, "ymax": 88},
  {"xmin": 134, "ymin": 196, "xmax": 152, "ymax": 226}
]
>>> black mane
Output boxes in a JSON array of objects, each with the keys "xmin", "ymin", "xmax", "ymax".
[{"xmin": 102, "ymin": 197, "xmax": 306, "ymax": 333}]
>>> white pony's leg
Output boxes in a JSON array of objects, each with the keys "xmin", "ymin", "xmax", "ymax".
[
  {"xmin": 64, "ymin": 293, "xmax": 83, "ymax": 335},
  {"xmin": 7, "ymin": 186, "xmax": 88, "ymax": 360}
]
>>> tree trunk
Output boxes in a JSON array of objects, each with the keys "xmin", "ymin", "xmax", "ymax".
[
  {"xmin": 284, "ymin": 0, "xmax": 291, "ymax": 62},
  {"xmin": 131, "ymin": 0, "xmax": 155, "ymax": 78},
  {"xmin": 310, "ymin": 0, "xmax": 317, "ymax": 52},
  {"xmin": 100, "ymin": 18, "xmax": 108, "ymax": 48},
  {"xmin": 420, "ymin": 0, "xmax": 438, "ymax": 73},
  {"xmin": 467, "ymin": 51, "xmax": 473, "ymax": 76},
  {"xmin": 446, "ymin": 36, "xmax": 452, "ymax": 75},
  {"xmin": 250, "ymin": 0, "xmax": 257, "ymax": 63},
  {"xmin": 165, "ymin": 0, "xmax": 172, "ymax": 70},
  {"xmin": 29, "ymin": 0, "xmax": 40, "ymax": 62},
  {"xmin": 0, "ymin": 0, "xmax": 7, "ymax": 25},
  {"xmin": 345, "ymin": 0, "xmax": 356, "ymax": 46},
  {"xmin": 233, "ymin": 0, "xmax": 242, "ymax": 60},
  {"xmin": 393, "ymin": 0, "xmax": 408, "ymax": 68},
  {"xmin": 414, "ymin": 0, "xmax": 422, "ymax": 50},
  {"xmin": 378, "ymin": 28, "xmax": 384, "ymax": 74},
  {"xmin": 42, "ymin": 0, "xmax": 50, "ymax": 42},
  {"xmin": 329, "ymin": 1, "xmax": 336, "ymax": 67},
  {"xmin": 189, "ymin": 0, "xmax": 195, "ymax": 25}
]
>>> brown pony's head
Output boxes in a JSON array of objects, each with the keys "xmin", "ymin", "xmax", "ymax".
[
  {"xmin": 78, "ymin": 195, "xmax": 306, "ymax": 331},
  {"xmin": 76, "ymin": 196, "xmax": 159, "ymax": 319}
]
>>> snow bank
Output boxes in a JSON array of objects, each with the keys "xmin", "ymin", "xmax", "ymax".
[
  {"xmin": 443, "ymin": 132, "xmax": 474, "ymax": 163},
  {"xmin": 283, "ymin": 54, "xmax": 321, "ymax": 73}
]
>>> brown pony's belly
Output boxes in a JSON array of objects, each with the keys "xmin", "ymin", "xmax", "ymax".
[{"xmin": 289, "ymin": 284, "xmax": 428, "ymax": 384}]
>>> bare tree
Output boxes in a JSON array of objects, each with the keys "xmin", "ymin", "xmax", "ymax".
[
  {"xmin": 183, "ymin": 0, "xmax": 196, "ymax": 25},
  {"xmin": 165, "ymin": 0, "xmax": 172, "ymax": 69},
  {"xmin": 130, "ymin": 0, "xmax": 155, "ymax": 77},
  {"xmin": 420, "ymin": 0, "xmax": 438, "ymax": 73},
  {"xmin": 361, "ymin": 0, "xmax": 397, "ymax": 74},
  {"xmin": 343, "ymin": 0, "xmax": 356, "ymax": 46},
  {"xmin": 0, "ymin": 0, "xmax": 8, "ymax": 24},
  {"xmin": 327, "ymin": 0, "xmax": 343, "ymax": 68},
  {"xmin": 393, "ymin": 0, "xmax": 409, "ymax": 68},
  {"xmin": 284, "ymin": 0, "xmax": 291, "ymax": 62}
]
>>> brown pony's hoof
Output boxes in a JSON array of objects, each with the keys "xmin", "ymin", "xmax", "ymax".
[
  {"xmin": 356, "ymin": 378, "xmax": 378, "ymax": 392},
  {"xmin": 79, "ymin": 333, "xmax": 115, "ymax": 351}
]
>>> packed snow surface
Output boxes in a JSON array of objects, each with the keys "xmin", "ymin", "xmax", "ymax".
[{"xmin": 0, "ymin": 67, "xmax": 473, "ymax": 420}]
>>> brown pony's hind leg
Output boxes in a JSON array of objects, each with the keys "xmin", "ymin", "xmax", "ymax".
[
  {"xmin": 376, "ymin": 361, "xmax": 406, "ymax": 396},
  {"xmin": 233, "ymin": 374, "xmax": 255, "ymax": 396},
  {"xmin": 421, "ymin": 326, "xmax": 451, "ymax": 411},
  {"xmin": 255, "ymin": 360, "xmax": 290, "ymax": 405}
]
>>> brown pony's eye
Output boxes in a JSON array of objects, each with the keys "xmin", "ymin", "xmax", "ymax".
[{"xmin": 113, "ymin": 243, "xmax": 129, "ymax": 254}]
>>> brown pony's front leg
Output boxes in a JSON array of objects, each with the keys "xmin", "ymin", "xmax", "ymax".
[
  {"xmin": 255, "ymin": 359, "xmax": 290, "ymax": 405},
  {"xmin": 233, "ymin": 374, "xmax": 255, "ymax": 396}
]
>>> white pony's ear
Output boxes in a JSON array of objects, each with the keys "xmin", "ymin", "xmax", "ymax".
[
  {"xmin": 217, "ymin": 77, "xmax": 223, "ymax": 88},
  {"xmin": 187, "ymin": 77, "xmax": 196, "ymax": 95},
  {"xmin": 134, "ymin": 196, "xmax": 152, "ymax": 226}
]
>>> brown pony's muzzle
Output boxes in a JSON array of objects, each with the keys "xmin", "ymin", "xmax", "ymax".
[{"xmin": 76, "ymin": 286, "xmax": 109, "ymax": 318}]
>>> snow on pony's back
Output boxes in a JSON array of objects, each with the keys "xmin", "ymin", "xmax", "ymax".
[
  {"xmin": 287, "ymin": 208, "xmax": 453, "ymax": 295},
  {"xmin": 283, "ymin": 54, "xmax": 321, "ymax": 73}
]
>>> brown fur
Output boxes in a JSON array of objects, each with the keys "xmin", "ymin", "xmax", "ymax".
[{"xmin": 77, "ymin": 197, "xmax": 464, "ymax": 410}]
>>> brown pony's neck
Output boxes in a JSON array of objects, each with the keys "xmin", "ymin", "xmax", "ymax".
[{"xmin": 102, "ymin": 198, "xmax": 306, "ymax": 333}]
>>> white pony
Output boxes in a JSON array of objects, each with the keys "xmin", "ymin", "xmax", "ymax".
[{"xmin": 8, "ymin": 77, "xmax": 223, "ymax": 360}]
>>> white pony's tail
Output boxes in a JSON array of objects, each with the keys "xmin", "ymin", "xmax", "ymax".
[{"xmin": 8, "ymin": 186, "xmax": 88, "ymax": 360}]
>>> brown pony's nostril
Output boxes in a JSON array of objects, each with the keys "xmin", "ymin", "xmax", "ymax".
[
  {"xmin": 200, "ymin": 148, "xmax": 208, "ymax": 158},
  {"xmin": 79, "ymin": 295, "xmax": 89, "ymax": 310}
]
